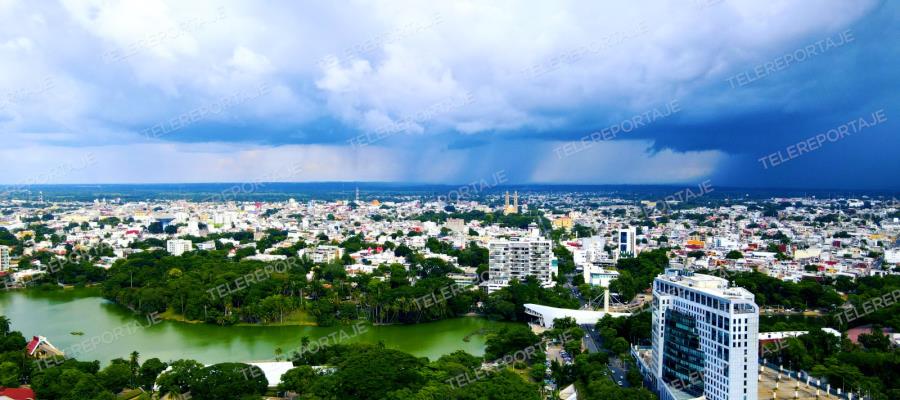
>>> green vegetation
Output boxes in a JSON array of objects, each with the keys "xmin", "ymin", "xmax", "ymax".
[
  {"xmin": 571, "ymin": 353, "xmax": 654, "ymax": 400},
  {"xmin": 481, "ymin": 276, "xmax": 579, "ymax": 322},
  {"xmin": 609, "ymin": 249, "xmax": 670, "ymax": 301},
  {"xmin": 0, "ymin": 312, "xmax": 226, "ymax": 400},
  {"xmin": 765, "ymin": 329, "xmax": 900, "ymax": 399},
  {"xmin": 553, "ymin": 245, "xmax": 575, "ymax": 283},
  {"xmin": 96, "ymin": 244, "xmax": 579, "ymax": 327},
  {"xmin": 596, "ymin": 312, "xmax": 652, "ymax": 348},
  {"xmin": 724, "ymin": 271, "xmax": 843, "ymax": 310},
  {"xmin": 725, "ymin": 250, "xmax": 743, "ymax": 259},
  {"xmin": 415, "ymin": 210, "xmax": 550, "ymax": 230},
  {"xmin": 100, "ymin": 249, "xmax": 484, "ymax": 326},
  {"xmin": 539, "ymin": 316, "xmax": 654, "ymax": 399},
  {"xmin": 281, "ymin": 342, "xmax": 542, "ymax": 399},
  {"xmin": 838, "ymin": 275, "xmax": 900, "ymax": 330}
]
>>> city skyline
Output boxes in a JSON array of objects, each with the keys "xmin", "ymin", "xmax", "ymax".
[{"xmin": 1, "ymin": 1, "xmax": 897, "ymax": 189}]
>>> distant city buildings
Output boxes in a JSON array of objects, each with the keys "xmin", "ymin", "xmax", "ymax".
[
  {"xmin": 166, "ymin": 239, "xmax": 192, "ymax": 256},
  {"xmin": 648, "ymin": 269, "xmax": 759, "ymax": 400}
]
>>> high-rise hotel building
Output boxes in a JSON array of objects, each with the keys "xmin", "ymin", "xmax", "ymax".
[{"xmin": 650, "ymin": 269, "xmax": 759, "ymax": 400}]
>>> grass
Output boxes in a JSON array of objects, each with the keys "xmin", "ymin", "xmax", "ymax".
[
  {"xmin": 235, "ymin": 308, "xmax": 318, "ymax": 327},
  {"xmin": 117, "ymin": 388, "xmax": 150, "ymax": 400},
  {"xmin": 160, "ymin": 307, "xmax": 319, "ymax": 326},
  {"xmin": 158, "ymin": 308, "xmax": 205, "ymax": 324}
]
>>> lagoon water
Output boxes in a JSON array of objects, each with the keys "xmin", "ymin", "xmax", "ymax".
[{"xmin": 0, "ymin": 288, "xmax": 515, "ymax": 365}]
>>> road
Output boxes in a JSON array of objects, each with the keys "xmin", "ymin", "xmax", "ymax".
[{"xmin": 581, "ymin": 323, "xmax": 630, "ymax": 388}]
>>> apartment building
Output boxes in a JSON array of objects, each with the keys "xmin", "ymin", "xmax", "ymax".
[
  {"xmin": 166, "ymin": 239, "xmax": 193, "ymax": 256},
  {"xmin": 0, "ymin": 245, "xmax": 9, "ymax": 271},
  {"xmin": 484, "ymin": 237, "xmax": 556, "ymax": 293}
]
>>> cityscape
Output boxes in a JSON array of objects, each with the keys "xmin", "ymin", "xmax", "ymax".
[{"xmin": 1, "ymin": 1, "xmax": 898, "ymax": 400}]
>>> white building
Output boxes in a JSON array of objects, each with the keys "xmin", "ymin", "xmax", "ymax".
[
  {"xmin": 886, "ymin": 248, "xmax": 900, "ymax": 264},
  {"xmin": 583, "ymin": 266, "xmax": 619, "ymax": 287},
  {"xmin": 573, "ymin": 236, "xmax": 608, "ymax": 266},
  {"xmin": 298, "ymin": 245, "xmax": 343, "ymax": 263},
  {"xmin": 650, "ymin": 269, "xmax": 759, "ymax": 400},
  {"xmin": 484, "ymin": 237, "xmax": 556, "ymax": 293},
  {"xmin": 617, "ymin": 227, "xmax": 637, "ymax": 258},
  {"xmin": 445, "ymin": 218, "xmax": 466, "ymax": 235},
  {"xmin": 0, "ymin": 245, "xmax": 9, "ymax": 271},
  {"xmin": 166, "ymin": 239, "xmax": 192, "ymax": 256}
]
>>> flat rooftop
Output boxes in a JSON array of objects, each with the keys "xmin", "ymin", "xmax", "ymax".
[{"xmin": 657, "ymin": 271, "xmax": 755, "ymax": 301}]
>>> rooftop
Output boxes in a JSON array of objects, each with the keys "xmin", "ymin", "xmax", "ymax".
[{"xmin": 657, "ymin": 269, "xmax": 756, "ymax": 301}]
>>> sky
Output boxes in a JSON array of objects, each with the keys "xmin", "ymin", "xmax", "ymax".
[{"xmin": 0, "ymin": 0, "xmax": 897, "ymax": 189}]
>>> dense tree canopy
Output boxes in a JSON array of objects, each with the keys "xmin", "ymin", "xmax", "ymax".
[{"xmin": 283, "ymin": 342, "xmax": 542, "ymax": 399}]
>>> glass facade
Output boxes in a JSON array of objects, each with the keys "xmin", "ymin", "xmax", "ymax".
[{"xmin": 662, "ymin": 309, "xmax": 705, "ymax": 397}]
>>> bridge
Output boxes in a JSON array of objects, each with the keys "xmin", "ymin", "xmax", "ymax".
[{"xmin": 523, "ymin": 303, "xmax": 631, "ymax": 328}]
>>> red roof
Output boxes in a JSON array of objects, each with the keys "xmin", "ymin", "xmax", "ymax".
[
  {"xmin": 25, "ymin": 336, "xmax": 40, "ymax": 355},
  {"xmin": 846, "ymin": 325, "xmax": 893, "ymax": 345},
  {"xmin": 0, "ymin": 387, "xmax": 34, "ymax": 400}
]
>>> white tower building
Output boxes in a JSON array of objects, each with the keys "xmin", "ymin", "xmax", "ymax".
[
  {"xmin": 650, "ymin": 269, "xmax": 759, "ymax": 400},
  {"xmin": 617, "ymin": 226, "xmax": 637, "ymax": 258}
]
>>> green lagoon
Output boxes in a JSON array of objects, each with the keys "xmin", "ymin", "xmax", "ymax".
[{"xmin": 0, "ymin": 288, "xmax": 516, "ymax": 365}]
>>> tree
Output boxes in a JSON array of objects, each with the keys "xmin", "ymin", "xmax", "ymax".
[
  {"xmin": 147, "ymin": 222, "xmax": 164, "ymax": 234},
  {"xmin": 138, "ymin": 358, "xmax": 168, "ymax": 392},
  {"xmin": 726, "ymin": 250, "xmax": 743, "ymax": 259},
  {"xmin": 277, "ymin": 365, "xmax": 318, "ymax": 394},
  {"xmin": 858, "ymin": 329, "xmax": 891, "ymax": 351},
  {"xmin": 455, "ymin": 369, "xmax": 541, "ymax": 400},
  {"xmin": 609, "ymin": 337, "xmax": 630, "ymax": 355},
  {"xmin": 34, "ymin": 367, "xmax": 114, "ymax": 400},
  {"xmin": 484, "ymin": 325, "xmax": 540, "ymax": 360},
  {"xmin": 274, "ymin": 347, "xmax": 284, "ymax": 361},
  {"xmin": 157, "ymin": 359, "xmax": 204, "ymax": 398},
  {"xmin": 0, "ymin": 361, "xmax": 19, "ymax": 387},
  {"xmin": 129, "ymin": 351, "xmax": 140, "ymax": 384},
  {"xmin": 190, "ymin": 363, "xmax": 267, "ymax": 400},
  {"xmin": 98, "ymin": 361, "xmax": 133, "ymax": 393},
  {"xmin": 329, "ymin": 347, "xmax": 425, "ymax": 400}
]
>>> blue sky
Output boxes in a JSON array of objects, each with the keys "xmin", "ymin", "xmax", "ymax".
[{"xmin": 0, "ymin": 0, "xmax": 897, "ymax": 189}]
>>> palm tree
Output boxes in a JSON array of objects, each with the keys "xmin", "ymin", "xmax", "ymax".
[
  {"xmin": 274, "ymin": 347, "xmax": 283, "ymax": 361},
  {"xmin": 129, "ymin": 351, "xmax": 140, "ymax": 386},
  {"xmin": 0, "ymin": 316, "xmax": 10, "ymax": 335}
]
